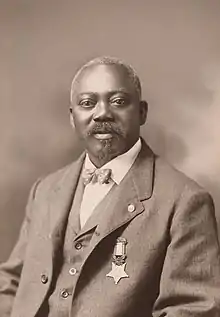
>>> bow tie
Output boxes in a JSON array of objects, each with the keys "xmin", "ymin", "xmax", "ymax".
[{"xmin": 82, "ymin": 168, "xmax": 112, "ymax": 185}]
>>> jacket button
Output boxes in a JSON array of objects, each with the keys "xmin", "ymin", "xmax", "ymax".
[
  {"xmin": 41, "ymin": 274, "xmax": 48, "ymax": 284},
  {"xmin": 61, "ymin": 289, "xmax": 69, "ymax": 298},
  {"xmin": 75, "ymin": 242, "xmax": 83, "ymax": 250}
]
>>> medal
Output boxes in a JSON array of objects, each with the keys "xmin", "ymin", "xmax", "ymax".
[{"xmin": 106, "ymin": 237, "xmax": 129, "ymax": 284}]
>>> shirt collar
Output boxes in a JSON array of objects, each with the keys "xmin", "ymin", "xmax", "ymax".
[{"xmin": 84, "ymin": 138, "xmax": 142, "ymax": 185}]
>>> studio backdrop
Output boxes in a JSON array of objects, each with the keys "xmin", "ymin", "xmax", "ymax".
[{"xmin": 0, "ymin": 0, "xmax": 220, "ymax": 262}]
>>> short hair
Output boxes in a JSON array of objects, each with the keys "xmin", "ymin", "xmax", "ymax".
[{"xmin": 70, "ymin": 56, "xmax": 142, "ymax": 103}]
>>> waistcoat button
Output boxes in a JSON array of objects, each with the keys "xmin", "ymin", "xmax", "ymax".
[
  {"xmin": 75, "ymin": 242, "xmax": 83, "ymax": 250},
  {"xmin": 61, "ymin": 289, "xmax": 69, "ymax": 298},
  {"xmin": 41, "ymin": 274, "xmax": 48, "ymax": 284}
]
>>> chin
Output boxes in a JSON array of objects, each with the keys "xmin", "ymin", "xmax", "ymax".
[{"xmin": 95, "ymin": 139, "xmax": 126, "ymax": 162}]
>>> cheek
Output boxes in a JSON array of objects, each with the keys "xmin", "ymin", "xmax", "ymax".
[
  {"xmin": 73, "ymin": 111, "xmax": 92, "ymax": 132},
  {"xmin": 116, "ymin": 109, "xmax": 140, "ymax": 129}
]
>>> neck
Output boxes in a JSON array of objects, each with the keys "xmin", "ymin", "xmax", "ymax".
[{"xmin": 87, "ymin": 153, "xmax": 117, "ymax": 168}]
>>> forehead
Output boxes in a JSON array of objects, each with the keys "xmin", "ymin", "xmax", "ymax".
[{"xmin": 73, "ymin": 64, "xmax": 136, "ymax": 95}]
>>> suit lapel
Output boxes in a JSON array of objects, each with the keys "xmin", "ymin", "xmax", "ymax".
[
  {"xmin": 47, "ymin": 153, "xmax": 85, "ymax": 255},
  {"xmin": 97, "ymin": 141, "xmax": 155, "ymax": 240},
  {"xmin": 76, "ymin": 141, "xmax": 155, "ymax": 247}
]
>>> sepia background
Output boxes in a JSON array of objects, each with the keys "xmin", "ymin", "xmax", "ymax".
[{"xmin": 0, "ymin": 0, "xmax": 220, "ymax": 262}]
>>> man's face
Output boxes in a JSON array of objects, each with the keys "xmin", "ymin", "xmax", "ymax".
[{"xmin": 70, "ymin": 64, "xmax": 147, "ymax": 166}]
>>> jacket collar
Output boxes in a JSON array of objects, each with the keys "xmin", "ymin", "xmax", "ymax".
[{"xmin": 129, "ymin": 138, "xmax": 155, "ymax": 201}]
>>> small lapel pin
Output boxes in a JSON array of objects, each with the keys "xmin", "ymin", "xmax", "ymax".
[{"xmin": 128, "ymin": 203, "xmax": 135, "ymax": 213}]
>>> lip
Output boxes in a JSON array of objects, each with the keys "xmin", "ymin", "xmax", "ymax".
[{"xmin": 93, "ymin": 133, "xmax": 113, "ymax": 140}]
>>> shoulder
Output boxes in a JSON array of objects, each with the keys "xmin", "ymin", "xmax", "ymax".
[
  {"xmin": 32, "ymin": 153, "xmax": 85, "ymax": 200},
  {"xmin": 153, "ymin": 154, "xmax": 213, "ymax": 206},
  {"xmin": 140, "ymin": 140, "xmax": 206, "ymax": 197},
  {"xmin": 154, "ymin": 155, "xmax": 201, "ymax": 190}
]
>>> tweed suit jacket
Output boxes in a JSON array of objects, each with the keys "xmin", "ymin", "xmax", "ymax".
[{"xmin": 0, "ymin": 141, "xmax": 220, "ymax": 317}]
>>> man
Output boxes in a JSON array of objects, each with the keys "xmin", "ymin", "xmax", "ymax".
[{"xmin": 0, "ymin": 56, "xmax": 220, "ymax": 317}]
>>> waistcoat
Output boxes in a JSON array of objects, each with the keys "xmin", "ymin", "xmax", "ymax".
[{"xmin": 38, "ymin": 174, "xmax": 117, "ymax": 317}]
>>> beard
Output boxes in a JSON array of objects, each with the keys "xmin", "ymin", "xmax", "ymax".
[
  {"xmin": 96, "ymin": 138, "xmax": 119, "ymax": 162},
  {"xmin": 87, "ymin": 122, "xmax": 126, "ymax": 162}
]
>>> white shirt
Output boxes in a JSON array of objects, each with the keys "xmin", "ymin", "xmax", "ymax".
[{"xmin": 79, "ymin": 138, "xmax": 142, "ymax": 228}]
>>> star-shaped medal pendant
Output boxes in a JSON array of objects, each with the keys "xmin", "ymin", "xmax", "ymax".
[{"xmin": 106, "ymin": 262, "xmax": 129, "ymax": 284}]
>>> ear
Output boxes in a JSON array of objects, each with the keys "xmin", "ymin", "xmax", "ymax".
[
  {"xmin": 69, "ymin": 107, "xmax": 75, "ymax": 129},
  {"xmin": 139, "ymin": 100, "xmax": 148, "ymax": 125}
]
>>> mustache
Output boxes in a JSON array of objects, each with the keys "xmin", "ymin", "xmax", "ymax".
[{"xmin": 87, "ymin": 122, "xmax": 125, "ymax": 136}]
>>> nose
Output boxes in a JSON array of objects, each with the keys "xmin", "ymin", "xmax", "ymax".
[{"xmin": 93, "ymin": 101, "xmax": 114, "ymax": 122}]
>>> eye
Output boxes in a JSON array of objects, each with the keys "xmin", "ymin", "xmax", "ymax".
[
  {"xmin": 78, "ymin": 99, "xmax": 96, "ymax": 108},
  {"xmin": 111, "ymin": 98, "xmax": 127, "ymax": 107}
]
